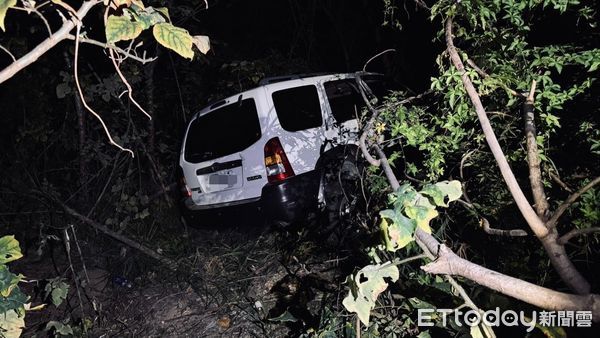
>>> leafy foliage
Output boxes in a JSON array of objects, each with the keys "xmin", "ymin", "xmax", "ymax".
[
  {"xmin": 343, "ymin": 182, "xmax": 461, "ymax": 326},
  {"xmin": 343, "ymin": 262, "xmax": 399, "ymax": 326},
  {"xmin": 152, "ymin": 23, "xmax": 194, "ymax": 59},
  {"xmin": 0, "ymin": 236, "xmax": 26, "ymax": 338}
]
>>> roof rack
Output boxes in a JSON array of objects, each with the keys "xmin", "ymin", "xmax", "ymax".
[{"xmin": 258, "ymin": 72, "xmax": 332, "ymax": 86}]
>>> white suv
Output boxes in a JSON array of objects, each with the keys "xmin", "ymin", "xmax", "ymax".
[{"xmin": 178, "ymin": 72, "xmax": 383, "ymax": 226}]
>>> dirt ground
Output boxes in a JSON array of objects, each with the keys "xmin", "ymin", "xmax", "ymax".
[{"xmin": 15, "ymin": 212, "xmax": 353, "ymax": 338}]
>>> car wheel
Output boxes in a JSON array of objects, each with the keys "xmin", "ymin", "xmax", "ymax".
[{"xmin": 320, "ymin": 154, "xmax": 365, "ymax": 245}]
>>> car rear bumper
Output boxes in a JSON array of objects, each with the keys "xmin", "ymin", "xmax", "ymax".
[
  {"xmin": 260, "ymin": 170, "xmax": 321, "ymax": 225},
  {"xmin": 184, "ymin": 196, "xmax": 261, "ymax": 210}
]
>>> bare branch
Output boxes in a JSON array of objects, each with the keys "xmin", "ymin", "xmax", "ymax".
[
  {"xmin": 417, "ymin": 230, "xmax": 600, "ymax": 322},
  {"xmin": 547, "ymin": 176, "xmax": 600, "ymax": 229},
  {"xmin": 465, "ymin": 58, "xmax": 523, "ymax": 98},
  {"xmin": 0, "ymin": 0, "xmax": 101, "ymax": 84},
  {"xmin": 64, "ymin": 34, "xmax": 157, "ymax": 64},
  {"xmin": 73, "ymin": 23, "xmax": 134, "ymax": 157},
  {"xmin": 558, "ymin": 227, "xmax": 600, "ymax": 245},
  {"xmin": 445, "ymin": 18, "xmax": 590, "ymax": 294},
  {"xmin": 0, "ymin": 44, "xmax": 16, "ymax": 62},
  {"xmin": 480, "ymin": 217, "xmax": 527, "ymax": 237},
  {"xmin": 445, "ymin": 19, "xmax": 547, "ymax": 237},
  {"xmin": 57, "ymin": 198, "xmax": 177, "ymax": 269},
  {"xmin": 362, "ymin": 48, "xmax": 395, "ymax": 72},
  {"xmin": 11, "ymin": 4, "xmax": 53, "ymax": 36},
  {"xmin": 549, "ymin": 171, "xmax": 573, "ymax": 193},
  {"xmin": 109, "ymin": 48, "xmax": 152, "ymax": 119},
  {"xmin": 523, "ymin": 79, "xmax": 550, "ymax": 219}
]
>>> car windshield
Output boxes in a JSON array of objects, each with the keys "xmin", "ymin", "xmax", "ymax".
[{"xmin": 184, "ymin": 98, "xmax": 261, "ymax": 163}]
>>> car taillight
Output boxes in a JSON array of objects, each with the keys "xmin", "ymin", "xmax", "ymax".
[
  {"xmin": 180, "ymin": 175, "xmax": 192, "ymax": 198},
  {"xmin": 264, "ymin": 137, "xmax": 295, "ymax": 183}
]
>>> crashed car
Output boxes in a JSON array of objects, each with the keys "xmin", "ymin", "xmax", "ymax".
[{"xmin": 178, "ymin": 72, "xmax": 385, "ymax": 226}]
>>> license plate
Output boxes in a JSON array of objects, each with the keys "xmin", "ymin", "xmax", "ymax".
[{"xmin": 209, "ymin": 174, "xmax": 237, "ymax": 185}]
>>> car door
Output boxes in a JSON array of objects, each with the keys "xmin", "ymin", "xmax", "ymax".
[
  {"xmin": 263, "ymin": 80, "xmax": 327, "ymax": 175},
  {"xmin": 180, "ymin": 90, "xmax": 268, "ymax": 207}
]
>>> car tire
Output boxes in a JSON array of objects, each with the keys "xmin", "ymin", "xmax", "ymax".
[{"xmin": 319, "ymin": 150, "xmax": 366, "ymax": 245}]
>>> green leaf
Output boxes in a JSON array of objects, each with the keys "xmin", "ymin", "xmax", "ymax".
[
  {"xmin": 44, "ymin": 278, "xmax": 69, "ymax": 307},
  {"xmin": 422, "ymin": 180, "xmax": 463, "ymax": 207},
  {"xmin": 45, "ymin": 321, "xmax": 74, "ymax": 336},
  {"xmin": 105, "ymin": 15, "xmax": 144, "ymax": 43},
  {"xmin": 0, "ymin": 287, "xmax": 27, "ymax": 314},
  {"xmin": 0, "ymin": 236, "xmax": 22, "ymax": 264},
  {"xmin": 268, "ymin": 310, "xmax": 298, "ymax": 323},
  {"xmin": 380, "ymin": 214, "xmax": 415, "ymax": 252},
  {"xmin": 417, "ymin": 331, "xmax": 432, "ymax": 338},
  {"xmin": 404, "ymin": 198, "xmax": 438, "ymax": 233},
  {"xmin": 0, "ymin": 265, "xmax": 22, "ymax": 297},
  {"xmin": 343, "ymin": 263, "xmax": 399, "ymax": 326},
  {"xmin": 152, "ymin": 23, "xmax": 194, "ymax": 59},
  {"xmin": 0, "ymin": 309, "xmax": 24, "ymax": 338},
  {"xmin": 0, "ymin": 0, "xmax": 16, "ymax": 31},
  {"xmin": 130, "ymin": 6, "xmax": 167, "ymax": 29}
]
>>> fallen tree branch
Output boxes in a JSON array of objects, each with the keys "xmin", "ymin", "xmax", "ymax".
[
  {"xmin": 0, "ymin": 0, "xmax": 101, "ymax": 84},
  {"xmin": 355, "ymin": 23, "xmax": 599, "ymax": 319},
  {"xmin": 57, "ymin": 199, "xmax": 177, "ymax": 269},
  {"xmin": 445, "ymin": 17, "xmax": 590, "ymax": 294},
  {"xmin": 558, "ymin": 227, "xmax": 600, "ymax": 245},
  {"xmin": 547, "ymin": 176, "xmax": 600, "ymax": 229},
  {"xmin": 417, "ymin": 230, "xmax": 600, "ymax": 322}
]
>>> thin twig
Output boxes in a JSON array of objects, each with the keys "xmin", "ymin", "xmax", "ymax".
[
  {"xmin": 362, "ymin": 48, "xmax": 395, "ymax": 72},
  {"xmin": 466, "ymin": 58, "xmax": 524, "ymax": 98},
  {"xmin": 11, "ymin": 5, "xmax": 52, "ymax": 36},
  {"xmin": 73, "ymin": 23, "xmax": 134, "ymax": 156},
  {"xmin": 547, "ymin": 176, "xmax": 600, "ymax": 229},
  {"xmin": 109, "ymin": 48, "xmax": 152, "ymax": 119},
  {"xmin": 558, "ymin": 227, "xmax": 600, "ymax": 245},
  {"xmin": 549, "ymin": 171, "xmax": 573, "ymax": 193},
  {"xmin": 480, "ymin": 217, "xmax": 527, "ymax": 237},
  {"xmin": 0, "ymin": 44, "xmax": 16, "ymax": 62},
  {"xmin": 64, "ymin": 34, "xmax": 157, "ymax": 64}
]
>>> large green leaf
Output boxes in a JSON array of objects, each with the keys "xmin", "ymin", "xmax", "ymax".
[
  {"xmin": 0, "ymin": 236, "xmax": 22, "ymax": 264},
  {"xmin": 0, "ymin": 0, "xmax": 16, "ymax": 32},
  {"xmin": 0, "ymin": 266, "xmax": 22, "ymax": 297},
  {"xmin": 152, "ymin": 23, "xmax": 194, "ymax": 59},
  {"xmin": 44, "ymin": 278, "xmax": 69, "ymax": 307},
  {"xmin": 422, "ymin": 180, "xmax": 462, "ymax": 207},
  {"xmin": 343, "ymin": 263, "xmax": 399, "ymax": 326},
  {"xmin": 380, "ymin": 211, "xmax": 415, "ymax": 252},
  {"xmin": 0, "ymin": 309, "xmax": 24, "ymax": 338},
  {"xmin": 105, "ymin": 15, "xmax": 144, "ymax": 43},
  {"xmin": 404, "ymin": 196, "xmax": 438, "ymax": 233},
  {"xmin": 45, "ymin": 321, "xmax": 74, "ymax": 336},
  {"xmin": 0, "ymin": 287, "xmax": 27, "ymax": 314}
]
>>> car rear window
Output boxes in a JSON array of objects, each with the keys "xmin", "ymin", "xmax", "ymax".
[
  {"xmin": 324, "ymin": 77, "xmax": 387, "ymax": 123},
  {"xmin": 324, "ymin": 80, "xmax": 366, "ymax": 123},
  {"xmin": 184, "ymin": 98, "xmax": 261, "ymax": 163},
  {"xmin": 272, "ymin": 85, "xmax": 323, "ymax": 131}
]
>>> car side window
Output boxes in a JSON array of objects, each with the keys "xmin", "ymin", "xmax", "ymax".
[
  {"xmin": 272, "ymin": 85, "xmax": 323, "ymax": 131},
  {"xmin": 324, "ymin": 79, "xmax": 366, "ymax": 123}
]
